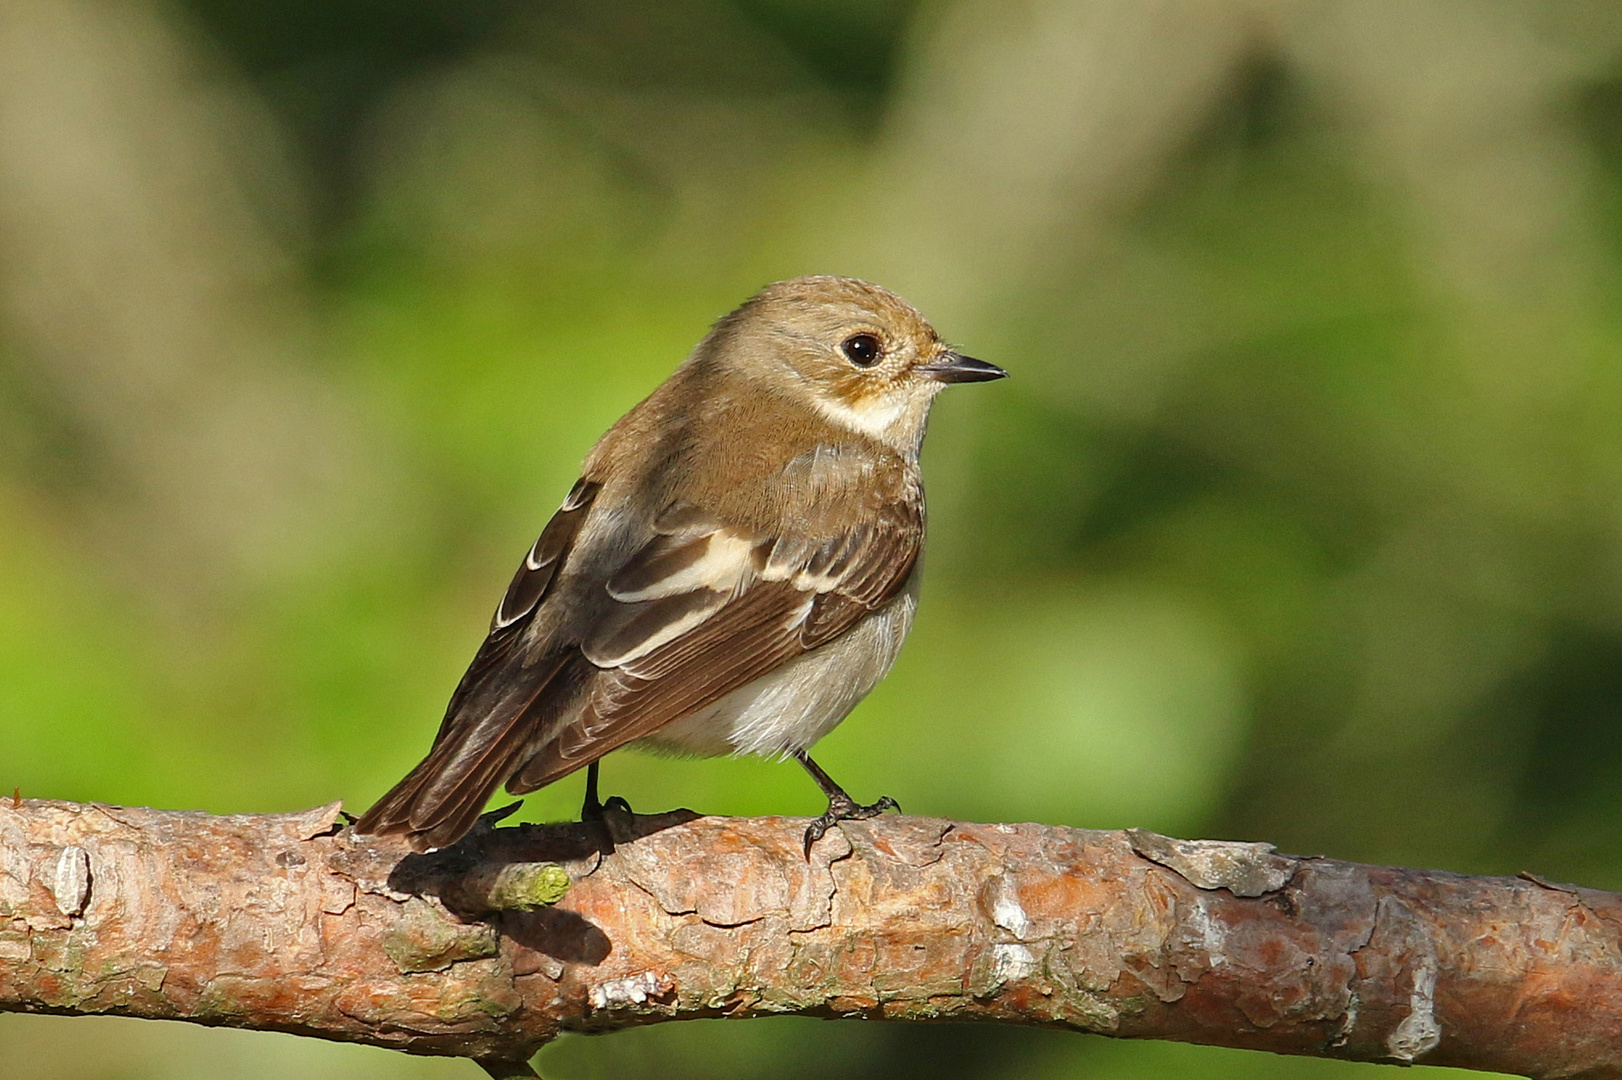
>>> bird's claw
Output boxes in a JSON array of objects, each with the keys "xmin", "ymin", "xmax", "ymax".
[
  {"xmin": 581, "ymin": 792, "xmax": 634, "ymax": 823},
  {"xmin": 802, "ymin": 795, "xmax": 900, "ymax": 858},
  {"xmin": 470, "ymin": 801, "xmax": 524, "ymax": 837}
]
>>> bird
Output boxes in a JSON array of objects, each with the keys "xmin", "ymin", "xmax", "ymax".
[{"xmin": 354, "ymin": 275, "xmax": 1006, "ymax": 854}]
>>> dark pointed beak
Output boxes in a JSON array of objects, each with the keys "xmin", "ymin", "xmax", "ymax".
[{"xmin": 917, "ymin": 351, "xmax": 1008, "ymax": 384}]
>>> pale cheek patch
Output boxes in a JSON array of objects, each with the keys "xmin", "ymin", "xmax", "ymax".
[{"xmin": 808, "ymin": 392, "xmax": 910, "ymax": 441}]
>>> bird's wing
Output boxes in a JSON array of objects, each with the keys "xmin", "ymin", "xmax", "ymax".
[
  {"xmin": 440, "ymin": 478, "xmax": 599, "ymax": 732},
  {"xmin": 507, "ymin": 495, "xmax": 921, "ymax": 791},
  {"xmin": 354, "ymin": 479, "xmax": 600, "ymax": 848}
]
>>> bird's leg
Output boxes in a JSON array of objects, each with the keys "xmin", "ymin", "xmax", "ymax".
[
  {"xmin": 580, "ymin": 761, "xmax": 603, "ymax": 820},
  {"xmin": 794, "ymin": 749, "xmax": 899, "ymax": 856},
  {"xmin": 579, "ymin": 760, "xmax": 633, "ymax": 822}
]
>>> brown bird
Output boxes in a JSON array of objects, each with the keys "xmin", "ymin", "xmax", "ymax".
[{"xmin": 355, "ymin": 276, "xmax": 1006, "ymax": 853}]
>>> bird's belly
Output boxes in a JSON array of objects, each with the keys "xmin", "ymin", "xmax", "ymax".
[{"xmin": 635, "ymin": 588, "xmax": 917, "ymax": 759}]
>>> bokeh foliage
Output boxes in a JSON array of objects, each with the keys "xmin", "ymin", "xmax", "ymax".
[{"xmin": 5, "ymin": 1, "xmax": 1622, "ymax": 1076}]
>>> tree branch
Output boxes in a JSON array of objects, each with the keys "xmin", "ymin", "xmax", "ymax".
[{"xmin": 1, "ymin": 799, "xmax": 1618, "ymax": 1077}]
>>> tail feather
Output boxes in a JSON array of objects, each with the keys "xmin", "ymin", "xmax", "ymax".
[
  {"xmin": 355, "ymin": 651, "xmax": 574, "ymax": 851},
  {"xmin": 354, "ymin": 732, "xmax": 524, "ymax": 851}
]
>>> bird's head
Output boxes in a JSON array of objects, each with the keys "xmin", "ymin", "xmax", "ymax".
[{"xmin": 707, "ymin": 275, "xmax": 1006, "ymax": 453}]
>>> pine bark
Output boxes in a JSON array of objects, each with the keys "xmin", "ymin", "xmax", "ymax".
[{"xmin": 1, "ymin": 798, "xmax": 1618, "ymax": 1077}]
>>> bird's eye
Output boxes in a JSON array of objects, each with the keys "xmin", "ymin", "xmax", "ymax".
[{"xmin": 841, "ymin": 333, "xmax": 881, "ymax": 367}]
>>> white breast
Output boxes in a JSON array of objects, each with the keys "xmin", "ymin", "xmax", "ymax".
[{"xmin": 635, "ymin": 579, "xmax": 919, "ymax": 760}]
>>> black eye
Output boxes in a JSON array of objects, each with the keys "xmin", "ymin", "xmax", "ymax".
[{"xmin": 841, "ymin": 333, "xmax": 881, "ymax": 367}]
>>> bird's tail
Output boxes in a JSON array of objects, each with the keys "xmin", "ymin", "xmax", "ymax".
[
  {"xmin": 354, "ymin": 652, "xmax": 575, "ymax": 851},
  {"xmin": 352, "ymin": 726, "xmax": 529, "ymax": 851}
]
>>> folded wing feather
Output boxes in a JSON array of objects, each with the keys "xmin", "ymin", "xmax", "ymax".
[{"xmin": 507, "ymin": 498, "xmax": 919, "ymax": 791}]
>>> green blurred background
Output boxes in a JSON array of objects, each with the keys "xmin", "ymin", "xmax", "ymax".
[{"xmin": 4, "ymin": 0, "xmax": 1621, "ymax": 1076}]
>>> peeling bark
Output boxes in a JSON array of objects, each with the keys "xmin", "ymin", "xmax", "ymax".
[{"xmin": 1, "ymin": 799, "xmax": 1619, "ymax": 1077}]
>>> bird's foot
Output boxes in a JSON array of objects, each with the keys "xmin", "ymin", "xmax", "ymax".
[
  {"xmin": 581, "ymin": 793, "xmax": 634, "ymax": 822},
  {"xmin": 580, "ymin": 761, "xmax": 633, "ymax": 823},
  {"xmin": 468, "ymin": 801, "xmax": 524, "ymax": 841},
  {"xmin": 802, "ymin": 794, "xmax": 900, "ymax": 858}
]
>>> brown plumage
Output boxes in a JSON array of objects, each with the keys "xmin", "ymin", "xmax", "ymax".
[{"xmin": 355, "ymin": 276, "xmax": 1006, "ymax": 852}]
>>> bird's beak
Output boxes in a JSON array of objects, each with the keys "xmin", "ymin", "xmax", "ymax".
[{"xmin": 917, "ymin": 351, "xmax": 1008, "ymax": 384}]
